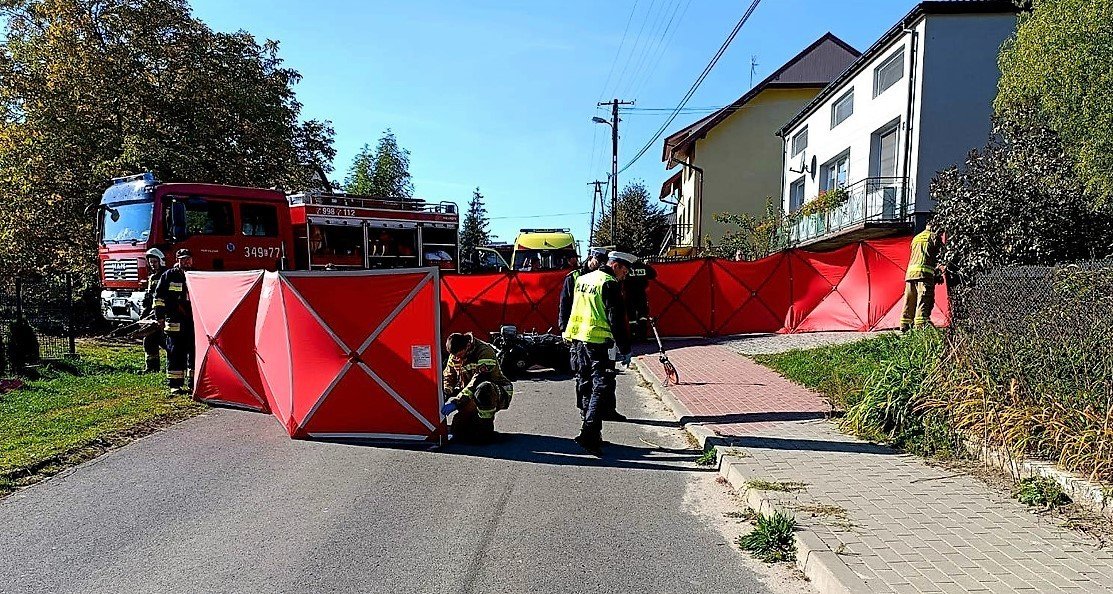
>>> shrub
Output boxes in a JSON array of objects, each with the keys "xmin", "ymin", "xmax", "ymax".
[
  {"xmin": 737, "ymin": 511, "xmax": 797, "ymax": 563},
  {"xmin": 0, "ymin": 331, "xmax": 6, "ymax": 376}
]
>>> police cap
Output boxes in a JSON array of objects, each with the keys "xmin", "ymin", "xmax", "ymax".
[{"xmin": 607, "ymin": 251, "xmax": 637, "ymax": 266}]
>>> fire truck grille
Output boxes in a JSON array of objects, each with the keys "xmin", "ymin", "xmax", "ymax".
[{"xmin": 103, "ymin": 258, "xmax": 139, "ymax": 282}]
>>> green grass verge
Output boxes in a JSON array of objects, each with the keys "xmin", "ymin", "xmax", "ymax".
[
  {"xmin": 0, "ymin": 341, "xmax": 203, "ymax": 495},
  {"xmin": 754, "ymin": 329, "xmax": 960, "ymax": 459}
]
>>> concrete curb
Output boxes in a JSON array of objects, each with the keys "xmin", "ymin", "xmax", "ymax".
[
  {"xmin": 964, "ymin": 439, "xmax": 1113, "ymax": 520},
  {"xmin": 632, "ymin": 356, "xmax": 870, "ymax": 594}
]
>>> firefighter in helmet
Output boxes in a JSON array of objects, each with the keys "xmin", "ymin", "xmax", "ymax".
[
  {"xmin": 154, "ymin": 248, "xmax": 195, "ymax": 393},
  {"xmin": 563, "ymin": 251, "xmax": 634, "ymax": 456},
  {"xmin": 441, "ymin": 332, "xmax": 514, "ymax": 443},
  {"xmin": 140, "ymin": 248, "xmax": 166, "ymax": 373},
  {"xmin": 901, "ymin": 220, "xmax": 943, "ymax": 331}
]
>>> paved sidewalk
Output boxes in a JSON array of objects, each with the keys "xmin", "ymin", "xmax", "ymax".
[{"xmin": 637, "ymin": 341, "xmax": 1113, "ymax": 594}]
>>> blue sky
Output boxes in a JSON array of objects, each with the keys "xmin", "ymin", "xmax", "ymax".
[{"xmin": 191, "ymin": 0, "xmax": 916, "ymax": 249}]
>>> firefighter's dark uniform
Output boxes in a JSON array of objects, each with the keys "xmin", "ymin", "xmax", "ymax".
[
  {"xmin": 901, "ymin": 228, "xmax": 942, "ymax": 331},
  {"xmin": 624, "ymin": 260, "xmax": 656, "ymax": 341},
  {"xmin": 154, "ymin": 266, "xmax": 194, "ymax": 391},
  {"xmin": 563, "ymin": 263, "xmax": 630, "ymax": 448},
  {"xmin": 443, "ymin": 337, "xmax": 514, "ymax": 443},
  {"xmin": 141, "ymin": 265, "xmax": 164, "ymax": 373}
]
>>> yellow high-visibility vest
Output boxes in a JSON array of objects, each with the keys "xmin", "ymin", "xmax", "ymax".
[{"xmin": 563, "ymin": 270, "xmax": 615, "ymax": 344}]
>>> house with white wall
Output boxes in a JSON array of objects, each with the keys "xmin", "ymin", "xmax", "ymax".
[
  {"xmin": 777, "ymin": 0, "xmax": 1019, "ymax": 251},
  {"xmin": 658, "ymin": 33, "xmax": 859, "ymax": 256}
]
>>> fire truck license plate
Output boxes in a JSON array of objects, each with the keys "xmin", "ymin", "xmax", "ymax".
[{"xmin": 112, "ymin": 298, "xmax": 127, "ymax": 308}]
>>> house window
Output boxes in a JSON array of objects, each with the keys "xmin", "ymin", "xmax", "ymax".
[
  {"xmin": 873, "ymin": 47, "xmax": 905, "ymax": 97},
  {"xmin": 789, "ymin": 177, "xmax": 806, "ymax": 212},
  {"xmin": 821, "ymin": 151, "xmax": 850, "ymax": 191},
  {"xmin": 790, "ymin": 127, "xmax": 808, "ymax": 157},
  {"xmin": 830, "ymin": 89, "xmax": 854, "ymax": 128}
]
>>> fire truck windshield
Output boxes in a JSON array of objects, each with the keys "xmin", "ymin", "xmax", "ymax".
[{"xmin": 102, "ymin": 200, "xmax": 154, "ymax": 243}]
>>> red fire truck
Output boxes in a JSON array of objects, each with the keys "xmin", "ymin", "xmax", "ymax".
[{"xmin": 96, "ymin": 173, "xmax": 459, "ymax": 322}]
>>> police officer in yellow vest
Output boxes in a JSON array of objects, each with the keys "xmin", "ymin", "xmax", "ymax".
[
  {"xmin": 563, "ymin": 251, "xmax": 634, "ymax": 456},
  {"xmin": 154, "ymin": 249, "xmax": 195, "ymax": 393},
  {"xmin": 441, "ymin": 332, "xmax": 514, "ymax": 443},
  {"xmin": 558, "ymin": 247, "xmax": 606, "ymax": 333},
  {"xmin": 901, "ymin": 221, "xmax": 943, "ymax": 332}
]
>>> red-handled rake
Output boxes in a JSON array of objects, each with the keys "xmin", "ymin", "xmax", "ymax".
[{"xmin": 646, "ymin": 317, "xmax": 680, "ymax": 386}]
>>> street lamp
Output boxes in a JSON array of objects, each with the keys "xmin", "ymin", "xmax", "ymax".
[{"xmin": 592, "ymin": 115, "xmax": 617, "ymax": 241}]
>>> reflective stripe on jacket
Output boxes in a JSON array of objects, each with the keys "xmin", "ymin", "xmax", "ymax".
[
  {"xmin": 906, "ymin": 230, "xmax": 941, "ymax": 281},
  {"xmin": 563, "ymin": 269, "xmax": 617, "ymax": 344},
  {"xmin": 442, "ymin": 339, "xmax": 514, "ymax": 403}
]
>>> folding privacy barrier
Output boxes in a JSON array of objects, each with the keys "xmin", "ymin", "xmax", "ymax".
[
  {"xmin": 189, "ymin": 270, "xmax": 269, "ymax": 412},
  {"xmin": 441, "ymin": 236, "xmax": 949, "ymax": 338},
  {"xmin": 189, "ymin": 268, "xmax": 444, "ymax": 442}
]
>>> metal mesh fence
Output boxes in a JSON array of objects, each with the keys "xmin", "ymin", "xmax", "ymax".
[
  {"xmin": 0, "ymin": 274, "xmax": 101, "ymax": 361},
  {"xmin": 942, "ymin": 259, "xmax": 1113, "ymax": 480}
]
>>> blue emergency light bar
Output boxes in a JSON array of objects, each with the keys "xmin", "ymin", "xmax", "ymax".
[{"xmin": 111, "ymin": 172, "xmax": 157, "ymax": 186}]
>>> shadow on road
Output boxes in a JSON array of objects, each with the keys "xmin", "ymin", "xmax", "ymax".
[
  {"xmin": 433, "ymin": 432, "xmax": 709, "ymax": 472},
  {"xmin": 703, "ymin": 433, "xmax": 896, "ymax": 456}
]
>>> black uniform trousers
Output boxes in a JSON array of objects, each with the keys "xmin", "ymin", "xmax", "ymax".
[
  {"xmin": 143, "ymin": 328, "xmax": 164, "ymax": 372},
  {"xmin": 571, "ymin": 340, "xmax": 616, "ymax": 439},
  {"xmin": 165, "ymin": 324, "xmax": 195, "ymax": 390}
]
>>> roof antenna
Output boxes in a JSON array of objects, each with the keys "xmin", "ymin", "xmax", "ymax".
[{"xmin": 750, "ymin": 55, "xmax": 759, "ymax": 88}]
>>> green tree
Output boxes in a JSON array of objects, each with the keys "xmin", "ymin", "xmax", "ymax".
[
  {"xmin": 996, "ymin": 0, "xmax": 1113, "ymax": 203},
  {"xmin": 711, "ymin": 198, "xmax": 786, "ymax": 260},
  {"xmin": 931, "ymin": 106, "xmax": 1113, "ymax": 277},
  {"xmin": 592, "ymin": 180, "xmax": 669, "ymax": 257},
  {"xmin": 459, "ymin": 187, "xmax": 490, "ymax": 266},
  {"xmin": 344, "ymin": 129, "xmax": 413, "ymax": 198},
  {"xmin": 0, "ymin": 0, "xmax": 335, "ymax": 274}
]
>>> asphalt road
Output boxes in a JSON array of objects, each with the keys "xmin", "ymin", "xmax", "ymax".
[{"xmin": 0, "ymin": 369, "xmax": 776, "ymax": 594}]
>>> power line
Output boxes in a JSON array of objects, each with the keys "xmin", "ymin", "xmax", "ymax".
[
  {"xmin": 596, "ymin": 0, "xmax": 641, "ymax": 104},
  {"xmin": 611, "ymin": 0, "xmax": 663, "ymax": 99},
  {"xmin": 620, "ymin": 0, "xmax": 678, "ymax": 98},
  {"xmin": 489, "ymin": 211, "xmax": 592, "ymax": 220},
  {"xmin": 627, "ymin": 0, "xmax": 693, "ymax": 99},
  {"xmin": 617, "ymin": 0, "xmax": 763, "ymax": 175},
  {"xmin": 623, "ymin": 0, "xmax": 687, "ymax": 99}
]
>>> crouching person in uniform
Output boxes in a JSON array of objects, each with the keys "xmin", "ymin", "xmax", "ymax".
[
  {"xmin": 155, "ymin": 249, "xmax": 195, "ymax": 395},
  {"xmin": 441, "ymin": 332, "xmax": 514, "ymax": 443}
]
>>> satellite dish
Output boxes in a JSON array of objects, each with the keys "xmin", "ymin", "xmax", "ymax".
[{"xmin": 789, "ymin": 152, "xmax": 813, "ymax": 176}]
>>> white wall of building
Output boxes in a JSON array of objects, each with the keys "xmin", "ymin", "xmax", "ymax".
[
  {"xmin": 781, "ymin": 11, "xmax": 1017, "ymax": 227},
  {"xmin": 780, "ymin": 21, "xmax": 923, "ymax": 215}
]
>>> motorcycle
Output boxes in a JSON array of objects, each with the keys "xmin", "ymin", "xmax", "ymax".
[{"xmin": 489, "ymin": 325, "xmax": 571, "ymax": 378}]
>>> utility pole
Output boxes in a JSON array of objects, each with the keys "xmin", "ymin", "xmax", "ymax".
[
  {"xmin": 587, "ymin": 180, "xmax": 604, "ymax": 247},
  {"xmin": 597, "ymin": 98, "xmax": 634, "ymax": 243}
]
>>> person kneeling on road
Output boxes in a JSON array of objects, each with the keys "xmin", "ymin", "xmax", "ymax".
[
  {"xmin": 441, "ymin": 332, "xmax": 514, "ymax": 444},
  {"xmin": 563, "ymin": 251, "xmax": 634, "ymax": 457}
]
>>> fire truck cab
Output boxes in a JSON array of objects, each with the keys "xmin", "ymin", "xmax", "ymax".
[
  {"xmin": 96, "ymin": 173, "xmax": 459, "ymax": 322},
  {"xmin": 97, "ymin": 173, "xmax": 293, "ymax": 322}
]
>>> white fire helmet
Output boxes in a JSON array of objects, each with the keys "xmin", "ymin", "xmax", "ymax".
[{"xmin": 144, "ymin": 248, "xmax": 165, "ymax": 266}]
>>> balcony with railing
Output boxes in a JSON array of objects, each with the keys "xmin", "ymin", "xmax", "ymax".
[
  {"xmin": 782, "ymin": 177, "xmax": 913, "ymax": 251},
  {"xmin": 658, "ymin": 222, "xmax": 696, "ymax": 257}
]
